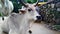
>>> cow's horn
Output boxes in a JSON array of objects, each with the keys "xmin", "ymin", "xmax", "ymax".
[
  {"xmin": 35, "ymin": 0, "xmax": 39, "ymax": 6},
  {"xmin": 19, "ymin": 0, "xmax": 28, "ymax": 7}
]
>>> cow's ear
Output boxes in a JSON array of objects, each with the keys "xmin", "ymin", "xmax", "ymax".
[{"xmin": 19, "ymin": 10, "xmax": 26, "ymax": 14}]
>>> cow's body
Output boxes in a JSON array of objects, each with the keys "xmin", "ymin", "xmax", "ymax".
[{"xmin": 0, "ymin": 12, "xmax": 31, "ymax": 34}]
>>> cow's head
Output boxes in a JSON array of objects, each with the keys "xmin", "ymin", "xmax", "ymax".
[{"xmin": 19, "ymin": 0, "xmax": 40, "ymax": 20}]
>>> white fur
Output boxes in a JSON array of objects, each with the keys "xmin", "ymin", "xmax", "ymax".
[{"xmin": 0, "ymin": 12, "xmax": 31, "ymax": 34}]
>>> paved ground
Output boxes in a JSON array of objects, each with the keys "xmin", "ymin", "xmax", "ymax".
[
  {"xmin": 0, "ymin": 17, "xmax": 60, "ymax": 34},
  {"xmin": 29, "ymin": 22, "xmax": 60, "ymax": 34}
]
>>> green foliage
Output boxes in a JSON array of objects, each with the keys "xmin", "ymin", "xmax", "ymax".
[
  {"xmin": 0, "ymin": 13, "xmax": 1, "ymax": 16},
  {"xmin": 25, "ymin": 0, "xmax": 37, "ymax": 4},
  {"xmin": 53, "ymin": 25, "xmax": 60, "ymax": 30},
  {"xmin": 44, "ymin": 0, "xmax": 48, "ymax": 2},
  {"xmin": 10, "ymin": 0, "xmax": 23, "ymax": 9},
  {"xmin": 13, "ymin": 1, "xmax": 22, "ymax": 9}
]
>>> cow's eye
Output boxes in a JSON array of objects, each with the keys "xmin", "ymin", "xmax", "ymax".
[{"xmin": 28, "ymin": 9, "xmax": 32, "ymax": 12}]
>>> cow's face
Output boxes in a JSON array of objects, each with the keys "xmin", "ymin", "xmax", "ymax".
[{"xmin": 19, "ymin": 0, "xmax": 39, "ymax": 20}]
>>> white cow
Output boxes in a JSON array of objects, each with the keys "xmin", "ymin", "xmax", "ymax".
[
  {"xmin": 0, "ymin": 0, "xmax": 14, "ymax": 20},
  {"xmin": 0, "ymin": 0, "xmax": 40, "ymax": 34},
  {"xmin": 0, "ymin": 6, "xmax": 40, "ymax": 34}
]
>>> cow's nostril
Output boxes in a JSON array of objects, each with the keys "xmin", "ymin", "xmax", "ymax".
[{"xmin": 36, "ymin": 16, "xmax": 42, "ymax": 20}]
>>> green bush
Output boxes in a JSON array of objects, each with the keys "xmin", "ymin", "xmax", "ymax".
[
  {"xmin": 0, "ymin": 13, "xmax": 1, "ymax": 16},
  {"xmin": 53, "ymin": 25, "xmax": 60, "ymax": 30},
  {"xmin": 25, "ymin": 0, "xmax": 37, "ymax": 4}
]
